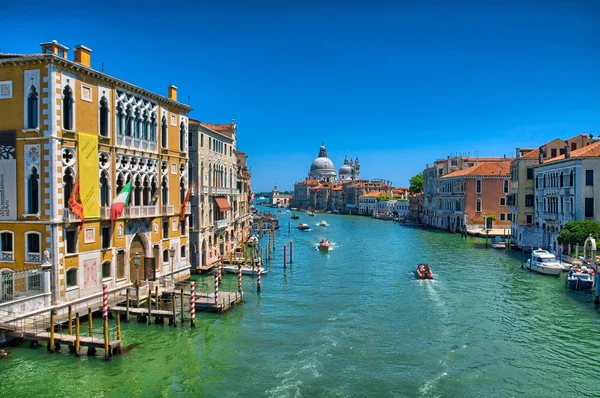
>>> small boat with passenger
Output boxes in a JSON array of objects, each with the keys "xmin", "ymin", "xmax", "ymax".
[
  {"xmin": 298, "ymin": 222, "xmax": 310, "ymax": 231},
  {"xmin": 318, "ymin": 220, "xmax": 329, "ymax": 227},
  {"xmin": 319, "ymin": 239, "xmax": 331, "ymax": 251},
  {"xmin": 566, "ymin": 265, "xmax": 595, "ymax": 290},
  {"xmin": 291, "ymin": 213, "xmax": 300, "ymax": 220},
  {"xmin": 415, "ymin": 263, "xmax": 433, "ymax": 279}
]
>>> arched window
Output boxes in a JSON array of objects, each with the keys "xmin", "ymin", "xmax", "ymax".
[
  {"xmin": 181, "ymin": 245, "xmax": 186, "ymax": 259},
  {"xmin": 1, "ymin": 269, "xmax": 14, "ymax": 300},
  {"xmin": 100, "ymin": 171, "xmax": 110, "ymax": 207},
  {"xmin": 161, "ymin": 115, "xmax": 168, "ymax": 148},
  {"xmin": 0, "ymin": 231, "xmax": 14, "ymax": 259},
  {"xmin": 570, "ymin": 170, "xmax": 574, "ymax": 186},
  {"xmin": 133, "ymin": 175, "xmax": 143, "ymax": 206},
  {"xmin": 476, "ymin": 198, "xmax": 482, "ymax": 212},
  {"xmin": 116, "ymin": 103, "xmax": 123, "ymax": 135},
  {"xmin": 26, "ymin": 166, "xmax": 40, "ymax": 214},
  {"xmin": 162, "ymin": 176, "xmax": 169, "ymax": 206},
  {"xmin": 134, "ymin": 109, "xmax": 140, "ymax": 138},
  {"xmin": 27, "ymin": 86, "xmax": 38, "ymax": 129},
  {"xmin": 162, "ymin": 249, "xmax": 169, "ymax": 263},
  {"xmin": 142, "ymin": 111, "xmax": 149, "ymax": 140},
  {"xmin": 150, "ymin": 114, "xmax": 157, "ymax": 141},
  {"xmin": 102, "ymin": 261, "xmax": 111, "ymax": 279},
  {"xmin": 66, "ymin": 268, "xmax": 78, "ymax": 288},
  {"xmin": 62, "ymin": 86, "xmax": 73, "ymax": 130},
  {"xmin": 560, "ymin": 172, "xmax": 564, "ymax": 188},
  {"xmin": 63, "ymin": 168, "xmax": 74, "ymax": 208},
  {"xmin": 125, "ymin": 106, "xmax": 132, "ymax": 136},
  {"xmin": 180, "ymin": 122, "xmax": 186, "ymax": 151},
  {"xmin": 476, "ymin": 179, "xmax": 482, "ymax": 194},
  {"xmin": 100, "ymin": 96, "xmax": 109, "ymax": 137},
  {"xmin": 503, "ymin": 180, "xmax": 509, "ymax": 194}
]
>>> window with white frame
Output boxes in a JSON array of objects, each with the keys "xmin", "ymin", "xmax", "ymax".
[
  {"xmin": 0, "ymin": 231, "xmax": 14, "ymax": 261},
  {"xmin": 476, "ymin": 179, "xmax": 482, "ymax": 194},
  {"xmin": 27, "ymin": 86, "xmax": 38, "ymax": 129},
  {"xmin": 26, "ymin": 166, "xmax": 40, "ymax": 214},
  {"xmin": 25, "ymin": 232, "xmax": 41, "ymax": 263}
]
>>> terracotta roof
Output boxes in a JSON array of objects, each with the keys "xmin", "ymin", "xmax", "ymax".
[
  {"xmin": 440, "ymin": 161, "xmax": 511, "ymax": 178},
  {"xmin": 309, "ymin": 185, "xmax": 323, "ymax": 190},
  {"xmin": 544, "ymin": 141, "xmax": 600, "ymax": 163},
  {"xmin": 361, "ymin": 191, "xmax": 383, "ymax": 198},
  {"xmin": 332, "ymin": 186, "xmax": 342, "ymax": 191},
  {"xmin": 297, "ymin": 179, "xmax": 320, "ymax": 186},
  {"xmin": 519, "ymin": 148, "xmax": 540, "ymax": 160},
  {"xmin": 0, "ymin": 53, "xmax": 45, "ymax": 59}
]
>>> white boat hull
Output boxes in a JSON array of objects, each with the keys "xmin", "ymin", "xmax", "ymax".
[
  {"xmin": 491, "ymin": 243, "xmax": 506, "ymax": 249},
  {"xmin": 223, "ymin": 266, "xmax": 267, "ymax": 275},
  {"xmin": 526, "ymin": 260, "xmax": 562, "ymax": 275}
]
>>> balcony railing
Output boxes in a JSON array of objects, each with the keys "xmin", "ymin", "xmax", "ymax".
[
  {"xmin": 240, "ymin": 214, "xmax": 252, "ymax": 222},
  {"xmin": 163, "ymin": 204, "xmax": 175, "ymax": 215},
  {"xmin": 63, "ymin": 208, "xmax": 82, "ymax": 223},
  {"xmin": 200, "ymin": 186, "xmax": 209, "ymax": 194},
  {"xmin": 26, "ymin": 252, "xmax": 41, "ymax": 263},
  {"xmin": 212, "ymin": 187, "xmax": 230, "ymax": 195},
  {"xmin": 216, "ymin": 219, "xmax": 229, "ymax": 229},
  {"xmin": 124, "ymin": 205, "xmax": 159, "ymax": 218},
  {"xmin": 100, "ymin": 206, "xmax": 111, "ymax": 220},
  {"xmin": 1, "ymin": 251, "xmax": 14, "ymax": 261},
  {"xmin": 116, "ymin": 135, "xmax": 158, "ymax": 153}
]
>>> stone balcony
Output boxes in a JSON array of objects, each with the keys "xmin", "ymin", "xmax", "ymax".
[
  {"xmin": 26, "ymin": 252, "xmax": 42, "ymax": 263},
  {"xmin": 216, "ymin": 219, "xmax": 229, "ymax": 229},
  {"xmin": 163, "ymin": 204, "xmax": 175, "ymax": 215},
  {"xmin": 116, "ymin": 135, "xmax": 158, "ymax": 153},
  {"xmin": 63, "ymin": 208, "xmax": 82, "ymax": 223}
]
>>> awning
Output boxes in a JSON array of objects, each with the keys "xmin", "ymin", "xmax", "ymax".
[{"xmin": 214, "ymin": 197, "xmax": 231, "ymax": 211}]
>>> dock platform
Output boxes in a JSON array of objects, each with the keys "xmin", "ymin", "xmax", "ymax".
[{"xmin": 195, "ymin": 291, "xmax": 243, "ymax": 313}]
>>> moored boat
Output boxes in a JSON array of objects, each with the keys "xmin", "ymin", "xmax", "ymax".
[
  {"xmin": 291, "ymin": 213, "xmax": 300, "ymax": 220},
  {"xmin": 566, "ymin": 265, "xmax": 594, "ymax": 290},
  {"xmin": 298, "ymin": 222, "xmax": 310, "ymax": 230},
  {"xmin": 223, "ymin": 265, "xmax": 267, "ymax": 275},
  {"xmin": 307, "ymin": 211, "xmax": 315, "ymax": 217},
  {"xmin": 415, "ymin": 263, "xmax": 433, "ymax": 279},
  {"xmin": 247, "ymin": 235, "xmax": 259, "ymax": 246},
  {"xmin": 525, "ymin": 249, "xmax": 563, "ymax": 275},
  {"xmin": 491, "ymin": 236, "xmax": 507, "ymax": 249}
]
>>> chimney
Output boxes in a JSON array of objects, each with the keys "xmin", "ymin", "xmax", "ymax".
[
  {"xmin": 565, "ymin": 145, "xmax": 570, "ymax": 159},
  {"xmin": 168, "ymin": 85, "xmax": 178, "ymax": 101},
  {"xmin": 40, "ymin": 40, "xmax": 69, "ymax": 60},
  {"xmin": 74, "ymin": 45, "xmax": 92, "ymax": 67},
  {"xmin": 516, "ymin": 147, "xmax": 520, "ymax": 157}
]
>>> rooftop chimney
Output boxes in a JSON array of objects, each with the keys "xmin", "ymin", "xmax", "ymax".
[
  {"xmin": 74, "ymin": 45, "xmax": 92, "ymax": 67},
  {"xmin": 40, "ymin": 40, "xmax": 69, "ymax": 59},
  {"xmin": 168, "ymin": 85, "xmax": 178, "ymax": 101},
  {"xmin": 565, "ymin": 145, "xmax": 570, "ymax": 159}
]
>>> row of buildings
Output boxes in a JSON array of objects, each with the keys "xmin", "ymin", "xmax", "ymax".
[
  {"xmin": 412, "ymin": 134, "xmax": 600, "ymax": 252},
  {"xmin": 290, "ymin": 143, "xmax": 410, "ymax": 217},
  {"xmin": 0, "ymin": 41, "xmax": 253, "ymax": 314}
]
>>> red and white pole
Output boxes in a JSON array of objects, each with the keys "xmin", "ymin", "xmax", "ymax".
[
  {"xmin": 190, "ymin": 282, "xmax": 196, "ymax": 326},
  {"xmin": 217, "ymin": 255, "xmax": 222, "ymax": 283},
  {"xmin": 214, "ymin": 273, "xmax": 219, "ymax": 306},
  {"xmin": 237, "ymin": 263, "xmax": 243, "ymax": 293},
  {"xmin": 102, "ymin": 283, "xmax": 108, "ymax": 320}
]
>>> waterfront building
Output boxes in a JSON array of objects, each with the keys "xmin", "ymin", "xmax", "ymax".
[
  {"xmin": 394, "ymin": 199, "xmax": 409, "ymax": 219},
  {"xmin": 421, "ymin": 155, "xmax": 509, "ymax": 229},
  {"xmin": 531, "ymin": 140, "xmax": 600, "ymax": 252},
  {"xmin": 235, "ymin": 150, "xmax": 253, "ymax": 241},
  {"xmin": 271, "ymin": 184, "xmax": 291, "ymax": 208},
  {"xmin": 359, "ymin": 192, "xmax": 382, "ymax": 216},
  {"xmin": 309, "ymin": 182, "xmax": 332, "ymax": 211},
  {"xmin": 375, "ymin": 198, "xmax": 397, "ymax": 219},
  {"xmin": 0, "ymin": 40, "xmax": 192, "ymax": 311},
  {"xmin": 342, "ymin": 180, "xmax": 393, "ymax": 214},
  {"xmin": 292, "ymin": 179, "xmax": 320, "ymax": 209},
  {"xmin": 330, "ymin": 185, "xmax": 343, "ymax": 212},
  {"xmin": 438, "ymin": 161, "xmax": 512, "ymax": 232},
  {"xmin": 188, "ymin": 119, "xmax": 252, "ymax": 269},
  {"xmin": 508, "ymin": 135, "xmax": 593, "ymax": 249},
  {"xmin": 408, "ymin": 193, "xmax": 423, "ymax": 223}
]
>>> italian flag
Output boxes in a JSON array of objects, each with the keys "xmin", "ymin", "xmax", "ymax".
[{"xmin": 111, "ymin": 181, "xmax": 132, "ymax": 223}]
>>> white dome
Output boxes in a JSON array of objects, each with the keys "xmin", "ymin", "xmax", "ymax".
[{"xmin": 311, "ymin": 157, "xmax": 335, "ymax": 172}]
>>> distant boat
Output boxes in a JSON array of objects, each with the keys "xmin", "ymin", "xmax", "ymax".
[
  {"xmin": 307, "ymin": 211, "xmax": 315, "ymax": 217},
  {"xmin": 566, "ymin": 265, "xmax": 594, "ymax": 290},
  {"xmin": 258, "ymin": 196, "xmax": 267, "ymax": 200},
  {"xmin": 318, "ymin": 221, "xmax": 329, "ymax": 227},
  {"xmin": 223, "ymin": 265, "xmax": 267, "ymax": 276},
  {"xmin": 415, "ymin": 263, "xmax": 433, "ymax": 279},
  {"xmin": 291, "ymin": 214, "xmax": 300, "ymax": 220},
  {"xmin": 319, "ymin": 239, "xmax": 331, "ymax": 251},
  {"xmin": 298, "ymin": 222, "xmax": 310, "ymax": 230}
]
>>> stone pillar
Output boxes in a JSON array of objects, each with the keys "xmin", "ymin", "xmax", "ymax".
[{"xmin": 42, "ymin": 253, "xmax": 52, "ymax": 307}]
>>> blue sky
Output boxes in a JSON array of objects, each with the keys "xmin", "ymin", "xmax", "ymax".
[{"xmin": 2, "ymin": 1, "xmax": 599, "ymax": 192}]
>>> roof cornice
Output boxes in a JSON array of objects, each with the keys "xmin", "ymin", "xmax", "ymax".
[{"xmin": 0, "ymin": 54, "xmax": 193, "ymax": 112}]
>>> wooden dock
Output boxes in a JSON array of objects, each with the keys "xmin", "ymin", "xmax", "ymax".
[
  {"xmin": 195, "ymin": 291, "xmax": 243, "ymax": 313},
  {"xmin": 109, "ymin": 306, "xmax": 176, "ymax": 325},
  {"xmin": 16, "ymin": 331, "xmax": 121, "ymax": 352}
]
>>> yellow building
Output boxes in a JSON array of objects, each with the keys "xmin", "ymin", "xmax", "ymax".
[{"xmin": 0, "ymin": 40, "xmax": 192, "ymax": 310}]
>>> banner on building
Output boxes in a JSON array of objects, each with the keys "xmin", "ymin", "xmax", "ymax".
[
  {"xmin": 78, "ymin": 133, "xmax": 100, "ymax": 218},
  {"xmin": 0, "ymin": 130, "xmax": 16, "ymax": 220}
]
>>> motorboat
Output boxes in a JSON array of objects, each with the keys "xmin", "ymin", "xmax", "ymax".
[
  {"xmin": 319, "ymin": 239, "xmax": 331, "ymax": 251},
  {"xmin": 491, "ymin": 236, "xmax": 507, "ymax": 249},
  {"xmin": 307, "ymin": 211, "xmax": 315, "ymax": 217},
  {"xmin": 415, "ymin": 263, "xmax": 433, "ymax": 279},
  {"xmin": 223, "ymin": 265, "xmax": 267, "ymax": 275},
  {"xmin": 297, "ymin": 222, "xmax": 310, "ymax": 230},
  {"xmin": 566, "ymin": 265, "xmax": 594, "ymax": 290},
  {"xmin": 525, "ymin": 249, "xmax": 563, "ymax": 276},
  {"xmin": 291, "ymin": 213, "xmax": 300, "ymax": 220},
  {"xmin": 318, "ymin": 220, "xmax": 329, "ymax": 227}
]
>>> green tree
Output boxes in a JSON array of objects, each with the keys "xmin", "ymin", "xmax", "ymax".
[
  {"xmin": 557, "ymin": 220, "xmax": 600, "ymax": 246},
  {"xmin": 376, "ymin": 194, "xmax": 394, "ymax": 201},
  {"xmin": 409, "ymin": 173, "xmax": 423, "ymax": 194}
]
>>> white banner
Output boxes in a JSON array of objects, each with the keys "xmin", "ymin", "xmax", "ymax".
[{"xmin": 0, "ymin": 159, "xmax": 16, "ymax": 220}]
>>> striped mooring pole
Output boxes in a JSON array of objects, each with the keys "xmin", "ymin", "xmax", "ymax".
[
  {"xmin": 217, "ymin": 255, "xmax": 222, "ymax": 283},
  {"xmin": 214, "ymin": 272, "xmax": 219, "ymax": 306},
  {"xmin": 190, "ymin": 282, "xmax": 196, "ymax": 327},
  {"xmin": 238, "ymin": 264, "xmax": 243, "ymax": 293},
  {"xmin": 257, "ymin": 258, "xmax": 262, "ymax": 292},
  {"xmin": 102, "ymin": 283, "xmax": 109, "ymax": 359}
]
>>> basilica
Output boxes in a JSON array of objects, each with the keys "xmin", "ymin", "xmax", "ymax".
[{"xmin": 308, "ymin": 142, "xmax": 360, "ymax": 182}]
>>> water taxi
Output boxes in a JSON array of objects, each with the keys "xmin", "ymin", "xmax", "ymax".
[
  {"xmin": 298, "ymin": 222, "xmax": 310, "ymax": 230},
  {"xmin": 319, "ymin": 239, "xmax": 331, "ymax": 251},
  {"xmin": 566, "ymin": 265, "xmax": 594, "ymax": 290},
  {"xmin": 415, "ymin": 263, "xmax": 433, "ymax": 279},
  {"xmin": 318, "ymin": 221, "xmax": 329, "ymax": 227}
]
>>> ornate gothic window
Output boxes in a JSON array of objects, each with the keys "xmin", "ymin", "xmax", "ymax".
[
  {"xmin": 100, "ymin": 171, "xmax": 110, "ymax": 207},
  {"xmin": 27, "ymin": 166, "xmax": 40, "ymax": 214},
  {"xmin": 162, "ymin": 176, "xmax": 169, "ymax": 206},
  {"xmin": 161, "ymin": 115, "xmax": 168, "ymax": 148},
  {"xmin": 63, "ymin": 167, "xmax": 74, "ymax": 209},
  {"xmin": 179, "ymin": 121, "xmax": 186, "ymax": 151},
  {"xmin": 150, "ymin": 113, "xmax": 157, "ymax": 142},
  {"xmin": 27, "ymin": 86, "xmax": 38, "ymax": 129},
  {"xmin": 100, "ymin": 96, "xmax": 109, "ymax": 137},
  {"xmin": 125, "ymin": 105, "xmax": 132, "ymax": 136},
  {"xmin": 476, "ymin": 179, "xmax": 482, "ymax": 194},
  {"xmin": 62, "ymin": 86, "xmax": 73, "ymax": 130}
]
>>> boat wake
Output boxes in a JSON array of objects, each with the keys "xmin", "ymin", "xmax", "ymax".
[{"xmin": 418, "ymin": 371, "xmax": 448, "ymax": 398}]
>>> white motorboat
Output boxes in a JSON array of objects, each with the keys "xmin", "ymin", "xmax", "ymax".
[
  {"xmin": 223, "ymin": 265, "xmax": 267, "ymax": 275},
  {"xmin": 491, "ymin": 236, "xmax": 506, "ymax": 249},
  {"xmin": 298, "ymin": 222, "xmax": 310, "ymax": 230},
  {"xmin": 525, "ymin": 249, "xmax": 563, "ymax": 275},
  {"xmin": 318, "ymin": 220, "xmax": 329, "ymax": 227}
]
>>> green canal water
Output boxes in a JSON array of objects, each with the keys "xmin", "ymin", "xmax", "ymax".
[{"xmin": 2, "ymin": 211, "xmax": 600, "ymax": 397}]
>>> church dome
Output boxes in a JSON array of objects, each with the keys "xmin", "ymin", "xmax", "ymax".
[
  {"xmin": 308, "ymin": 142, "xmax": 336, "ymax": 179},
  {"xmin": 311, "ymin": 157, "xmax": 335, "ymax": 172}
]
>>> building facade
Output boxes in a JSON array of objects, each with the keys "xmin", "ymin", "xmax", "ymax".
[{"xmin": 0, "ymin": 41, "xmax": 192, "ymax": 309}]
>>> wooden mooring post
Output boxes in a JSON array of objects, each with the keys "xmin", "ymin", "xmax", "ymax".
[
  {"xmin": 283, "ymin": 244, "xmax": 287, "ymax": 268},
  {"xmin": 48, "ymin": 310, "xmax": 55, "ymax": 353},
  {"xmin": 67, "ymin": 305, "xmax": 73, "ymax": 335},
  {"xmin": 289, "ymin": 240, "xmax": 293, "ymax": 264},
  {"xmin": 147, "ymin": 287, "xmax": 152, "ymax": 325},
  {"xmin": 190, "ymin": 282, "xmax": 196, "ymax": 327},
  {"xmin": 125, "ymin": 289, "xmax": 130, "ymax": 322},
  {"xmin": 75, "ymin": 312, "xmax": 80, "ymax": 356},
  {"xmin": 180, "ymin": 288, "xmax": 184, "ymax": 325}
]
